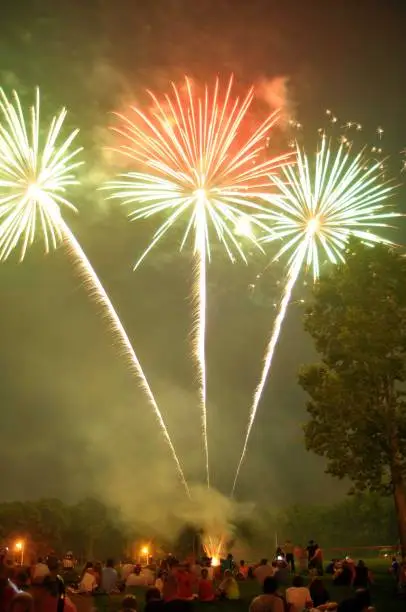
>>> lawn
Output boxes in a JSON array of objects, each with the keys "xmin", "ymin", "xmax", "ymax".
[{"xmin": 82, "ymin": 561, "xmax": 404, "ymax": 612}]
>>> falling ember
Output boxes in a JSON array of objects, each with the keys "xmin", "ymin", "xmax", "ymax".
[
  {"xmin": 106, "ymin": 75, "xmax": 291, "ymax": 488},
  {"xmin": 231, "ymin": 135, "xmax": 399, "ymax": 494},
  {"xmin": 0, "ymin": 88, "xmax": 190, "ymax": 497}
]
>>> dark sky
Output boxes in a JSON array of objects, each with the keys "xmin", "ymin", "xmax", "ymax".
[{"xmin": 0, "ymin": 0, "xmax": 405, "ymax": 517}]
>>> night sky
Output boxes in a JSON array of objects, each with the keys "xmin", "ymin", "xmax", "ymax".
[{"xmin": 0, "ymin": 0, "xmax": 405, "ymax": 517}]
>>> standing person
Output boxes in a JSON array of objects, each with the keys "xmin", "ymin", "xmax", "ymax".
[
  {"xmin": 308, "ymin": 543, "xmax": 323, "ymax": 576},
  {"xmin": 101, "ymin": 560, "xmax": 117, "ymax": 594},
  {"xmin": 284, "ymin": 541, "xmax": 295, "ymax": 573},
  {"xmin": 353, "ymin": 561, "xmax": 372, "ymax": 589},
  {"xmin": 306, "ymin": 541, "xmax": 317, "ymax": 570},
  {"xmin": 249, "ymin": 576, "xmax": 285, "ymax": 612},
  {"xmin": 313, "ymin": 544, "xmax": 324, "ymax": 576}
]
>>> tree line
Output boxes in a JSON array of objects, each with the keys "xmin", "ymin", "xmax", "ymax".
[{"xmin": 0, "ymin": 492, "xmax": 398, "ymax": 562}]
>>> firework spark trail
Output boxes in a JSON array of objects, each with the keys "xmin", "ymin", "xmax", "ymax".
[
  {"xmin": 0, "ymin": 88, "xmax": 190, "ymax": 497},
  {"xmin": 194, "ymin": 192, "xmax": 209, "ymax": 487},
  {"xmin": 107, "ymin": 76, "xmax": 291, "ymax": 488},
  {"xmin": 60, "ymin": 219, "xmax": 191, "ymax": 498},
  {"xmin": 231, "ymin": 135, "xmax": 399, "ymax": 493},
  {"xmin": 231, "ymin": 248, "xmax": 305, "ymax": 496}
]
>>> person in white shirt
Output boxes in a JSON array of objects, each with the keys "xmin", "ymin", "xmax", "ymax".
[
  {"xmin": 285, "ymin": 575, "xmax": 313, "ymax": 612},
  {"xmin": 121, "ymin": 562, "xmax": 135, "ymax": 583},
  {"xmin": 126, "ymin": 566, "xmax": 147, "ymax": 589},
  {"xmin": 31, "ymin": 558, "xmax": 50, "ymax": 583}
]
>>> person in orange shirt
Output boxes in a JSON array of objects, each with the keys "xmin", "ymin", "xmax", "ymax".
[{"xmin": 236, "ymin": 561, "xmax": 248, "ymax": 580}]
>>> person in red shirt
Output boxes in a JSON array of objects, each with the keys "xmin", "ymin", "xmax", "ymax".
[
  {"xmin": 198, "ymin": 569, "xmax": 214, "ymax": 602},
  {"xmin": 176, "ymin": 567, "xmax": 194, "ymax": 600}
]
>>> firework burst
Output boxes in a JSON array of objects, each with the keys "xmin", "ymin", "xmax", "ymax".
[
  {"xmin": 0, "ymin": 88, "xmax": 190, "ymax": 497},
  {"xmin": 232, "ymin": 134, "xmax": 399, "ymax": 494},
  {"xmin": 107, "ymin": 75, "xmax": 291, "ymax": 487}
]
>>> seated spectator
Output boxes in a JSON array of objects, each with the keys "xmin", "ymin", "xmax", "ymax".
[
  {"xmin": 141, "ymin": 567, "xmax": 155, "ymax": 587},
  {"xmin": 121, "ymin": 561, "xmax": 135, "ymax": 584},
  {"xmin": 176, "ymin": 566, "xmax": 194, "ymax": 600},
  {"xmin": 337, "ymin": 588, "xmax": 374, "ymax": 611},
  {"xmin": 9, "ymin": 592, "xmax": 33, "ymax": 612},
  {"xmin": 334, "ymin": 561, "xmax": 352, "ymax": 587},
  {"xmin": 154, "ymin": 571, "xmax": 166, "ymax": 595},
  {"xmin": 162, "ymin": 569, "xmax": 178, "ymax": 602},
  {"xmin": 126, "ymin": 567, "xmax": 147, "ymax": 590},
  {"xmin": 309, "ymin": 578, "xmax": 330, "ymax": 608},
  {"xmin": 0, "ymin": 566, "xmax": 33, "ymax": 612},
  {"xmin": 31, "ymin": 559, "xmax": 49, "ymax": 584},
  {"xmin": 204, "ymin": 560, "xmax": 214, "ymax": 582},
  {"xmin": 144, "ymin": 588, "xmax": 164, "ymax": 612},
  {"xmin": 94, "ymin": 562, "xmax": 102, "ymax": 589},
  {"xmin": 274, "ymin": 561, "xmax": 290, "ymax": 586},
  {"xmin": 101, "ymin": 559, "xmax": 118, "ymax": 594},
  {"xmin": 253, "ymin": 560, "xmax": 274, "ymax": 586},
  {"xmin": 15, "ymin": 571, "xmax": 30, "ymax": 592},
  {"xmin": 285, "ymin": 575, "xmax": 312, "ymax": 612},
  {"xmin": 217, "ymin": 570, "xmax": 239, "ymax": 600},
  {"xmin": 198, "ymin": 569, "xmax": 214, "ymax": 602},
  {"xmin": 78, "ymin": 563, "xmax": 97, "ymax": 594},
  {"xmin": 236, "ymin": 560, "xmax": 248, "ymax": 580},
  {"xmin": 121, "ymin": 595, "xmax": 137, "ymax": 612},
  {"xmin": 249, "ymin": 576, "xmax": 285, "ymax": 612},
  {"xmin": 398, "ymin": 557, "xmax": 406, "ymax": 594}
]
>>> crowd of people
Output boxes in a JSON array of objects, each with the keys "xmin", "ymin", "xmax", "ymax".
[{"xmin": 1, "ymin": 542, "xmax": 406, "ymax": 612}]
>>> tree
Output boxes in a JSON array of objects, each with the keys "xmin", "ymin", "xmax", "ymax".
[{"xmin": 299, "ymin": 241, "xmax": 406, "ymax": 554}]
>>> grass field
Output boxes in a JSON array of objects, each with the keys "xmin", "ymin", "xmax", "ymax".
[{"xmin": 78, "ymin": 560, "xmax": 404, "ymax": 612}]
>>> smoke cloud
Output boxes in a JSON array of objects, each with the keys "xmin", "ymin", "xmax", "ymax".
[{"xmin": 256, "ymin": 76, "xmax": 296, "ymax": 128}]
